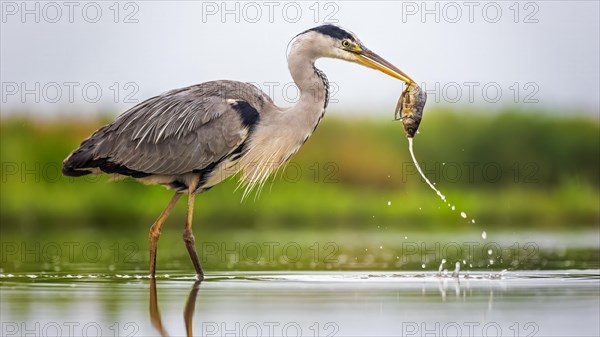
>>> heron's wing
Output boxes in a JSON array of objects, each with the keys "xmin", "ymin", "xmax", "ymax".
[{"xmin": 72, "ymin": 81, "xmax": 269, "ymax": 176}]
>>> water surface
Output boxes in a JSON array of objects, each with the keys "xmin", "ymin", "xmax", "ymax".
[{"xmin": 2, "ymin": 270, "xmax": 598, "ymax": 336}]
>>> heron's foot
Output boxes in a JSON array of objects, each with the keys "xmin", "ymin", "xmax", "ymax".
[{"xmin": 183, "ymin": 229, "xmax": 205, "ymax": 277}]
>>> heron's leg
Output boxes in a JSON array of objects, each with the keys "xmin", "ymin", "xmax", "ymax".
[
  {"xmin": 183, "ymin": 177, "xmax": 205, "ymax": 279},
  {"xmin": 149, "ymin": 192, "xmax": 182, "ymax": 277}
]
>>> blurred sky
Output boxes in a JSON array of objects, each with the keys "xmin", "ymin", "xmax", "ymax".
[{"xmin": 1, "ymin": 1, "xmax": 599, "ymax": 117}]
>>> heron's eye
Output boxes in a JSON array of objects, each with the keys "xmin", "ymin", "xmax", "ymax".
[{"xmin": 341, "ymin": 40, "xmax": 351, "ymax": 48}]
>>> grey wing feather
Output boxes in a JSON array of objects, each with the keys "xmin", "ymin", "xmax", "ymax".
[{"xmin": 76, "ymin": 80, "xmax": 270, "ymax": 175}]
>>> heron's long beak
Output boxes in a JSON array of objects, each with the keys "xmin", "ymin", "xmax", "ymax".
[{"xmin": 355, "ymin": 48, "xmax": 415, "ymax": 85}]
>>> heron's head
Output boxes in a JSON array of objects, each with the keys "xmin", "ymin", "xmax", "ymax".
[{"xmin": 290, "ymin": 24, "xmax": 415, "ymax": 85}]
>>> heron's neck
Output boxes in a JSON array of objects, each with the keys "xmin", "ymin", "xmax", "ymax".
[
  {"xmin": 287, "ymin": 52, "xmax": 329, "ymax": 127},
  {"xmin": 234, "ymin": 51, "xmax": 330, "ymax": 196}
]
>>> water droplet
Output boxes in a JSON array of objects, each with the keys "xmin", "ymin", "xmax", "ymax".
[
  {"xmin": 387, "ymin": 201, "xmax": 391, "ymax": 206},
  {"xmin": 421, "ymin": 263, "xmax": 426, "ymax": 268},
  {"xmin": 481, "ymin": 231, "xmax": 487, "ymax": 239},
  {"xmin": 460, "ymin": 212, "xmax": 467, "ymax": 218},
  {"xmin": 471, "ymin": 219, "xmax": 476, "ymax": 224},
  {"xmin": 451, "ymin": 205, "xmax": 456, "ymax": 211},
  {"xmin": 379, "ymin": 245, "xmax": 383, "ymax": 249},
  {"xmin": 487, "ymin": 249, "xmax": 493, "ymax": 255}
]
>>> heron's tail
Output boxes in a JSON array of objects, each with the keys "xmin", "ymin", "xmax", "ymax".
[
  {"xmin": 63, "ymin": 128, "xmax": 151, "ymax": 179},
  {"xmin": 62, "ymin": 140, "xmax": 97, "ymax": 177}
]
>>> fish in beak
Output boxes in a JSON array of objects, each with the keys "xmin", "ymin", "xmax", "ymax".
[
  {"xmin": 395, "ymin": 83, "xmax": 427, "ymax": 138},
  {"xmin": 349, "ymin": 44, "xmax": 425, "ymax": 138}
]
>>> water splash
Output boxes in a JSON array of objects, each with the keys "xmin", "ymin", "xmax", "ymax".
[
  {"xmin": 452, "ymin": 262, "xmax": 461, "ymax": 278},
  {"xmin": 408, "ymin": 138, "xmax": 446, "ymax": 202},
  {"xmin": 407, "ymin": 138, "xmax": 475, "ymax": 224},
  {"xmin": 438, "ymin": 259, "xmax": 446, "ymax": 275}
]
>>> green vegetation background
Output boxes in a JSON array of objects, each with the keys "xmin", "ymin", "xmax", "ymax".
[
  {"xmin": 2, "ymin": 108, "xmax": 598, "ymax": 233},
  {"xmin": 1, "ymin": 108, "xmax": 599, "ymax": 272}
]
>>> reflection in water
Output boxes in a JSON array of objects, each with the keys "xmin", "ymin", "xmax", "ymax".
[
  {"xmin": 150, "ymin": 278, "xmax": 202, "ymax": 337},
  {"xmin": 184, "ymin": 281, "xmax": 202, "ymax": 337},
  {"xmin": 0, "ymin": 271, "xmax": 598, "ymax": 336}
]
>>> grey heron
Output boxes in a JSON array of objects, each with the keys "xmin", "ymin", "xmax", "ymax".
[{"xmin": 62, "ymin": 25, "xmax": 415, "ymax": 279}]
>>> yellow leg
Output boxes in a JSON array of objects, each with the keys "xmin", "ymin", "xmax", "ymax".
[
  {"xmin": 183, "ymin": 177, "xmax": 205, "ymax": 279},
  {"xmin": 149, "ymin": 193, "xmax": 182, "ymax": 277}
]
